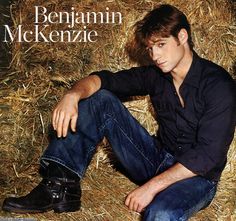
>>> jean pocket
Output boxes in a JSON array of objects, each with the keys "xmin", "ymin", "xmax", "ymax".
[{"xmin": 156, "ymin": 150, "xmax": 176, "ymax": 174}]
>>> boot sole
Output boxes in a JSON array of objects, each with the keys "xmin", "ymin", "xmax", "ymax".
[
  {"xmin": 53, "ymin": 201, "xmax": 81, "ymax": 213},
  {"xmin": 2, "ymin": 204, "xmax": 52, "ymax": 213},
  {"xmin": 2, "ymin": 201, "xmax": 81, "ymax": 214}
]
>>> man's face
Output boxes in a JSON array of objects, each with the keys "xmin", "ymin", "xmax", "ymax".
[{"xmin": 146, "ymin": 35, "xmax": 185, "ymax": 73}]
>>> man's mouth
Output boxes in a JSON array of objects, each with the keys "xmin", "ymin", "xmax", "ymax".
[{"xmin": 157, "ymin": 61, "xmax": 166, "ymax": 67}]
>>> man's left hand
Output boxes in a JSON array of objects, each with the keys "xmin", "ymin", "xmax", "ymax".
[{"xmin": 125, "ymin": 182, "xmax": 156, "ymax": 213}]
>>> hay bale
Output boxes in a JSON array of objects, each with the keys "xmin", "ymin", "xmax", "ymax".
[{"xmin": 0, "ymin": 0, "xmax": 235, "ymax": 220}]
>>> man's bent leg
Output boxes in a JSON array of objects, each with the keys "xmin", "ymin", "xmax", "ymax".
[
  {"xmin": 3, "ymin": 90, "xmax": 164, "ymax": 213},
  {"xmin": 41, "ymin": 90, "xmax": 163, "ymax": 184},
  {"xmin": 142, "ymin": 176, "xmax": 217, "ymax": 221}
]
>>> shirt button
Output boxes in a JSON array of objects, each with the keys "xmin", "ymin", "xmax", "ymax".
[{"xmin": 178, "ymin": 146, "xmax": 182, "ymax": 150}]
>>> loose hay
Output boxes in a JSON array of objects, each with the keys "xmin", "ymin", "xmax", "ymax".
[{"xmin": 0, "ymin": 0, "xmax": 235, "ymax": 220}]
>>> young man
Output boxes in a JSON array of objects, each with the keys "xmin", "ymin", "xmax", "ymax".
[{"xmin": 2, "ymin": 4, "xmax": 235, "ymax": 220}]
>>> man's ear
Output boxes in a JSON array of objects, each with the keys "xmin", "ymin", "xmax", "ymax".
[{"xmin": 178, "ymin": 28, "xmax": 188, "ymax": 45}]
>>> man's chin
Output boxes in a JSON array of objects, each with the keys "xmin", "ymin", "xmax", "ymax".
[
  {"xmin": 159, "ymin": 67, "xmax": 170, "ymax": 73},
  {"xmin": 155, "ymin": 65, "xmax": 170, "ymax": 73}
]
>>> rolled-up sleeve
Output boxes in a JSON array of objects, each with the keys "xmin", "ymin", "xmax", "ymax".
[
  {"xmin": 176, "ymin": 76, "xmax": 236, "ymax": 180},
  {"xmin": 90, "ymin": 66, "xmax": 162, "ymax": 97}
]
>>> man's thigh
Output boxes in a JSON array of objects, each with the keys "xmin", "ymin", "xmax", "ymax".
[{"xmin": 142, "ymin": 176, "xmax": 217, "ymax": 221}]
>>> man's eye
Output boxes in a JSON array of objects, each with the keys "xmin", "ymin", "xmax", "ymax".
[
  {"xmin": 158, "ymin": 43, "xmax": 165, "ymax": 47},
  {"xmin": 146, "ymin": 47, "xmax": 152, "ymax": 52}
]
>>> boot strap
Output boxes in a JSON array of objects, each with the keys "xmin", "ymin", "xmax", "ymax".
[{"xmin": 42, "ymin": 178, "xmax": 80, "ymax": 188}]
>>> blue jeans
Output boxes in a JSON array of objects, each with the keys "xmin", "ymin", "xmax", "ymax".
[{"xmin": 41, "ymin": 90, "xmax": 217, "ymax": 221}]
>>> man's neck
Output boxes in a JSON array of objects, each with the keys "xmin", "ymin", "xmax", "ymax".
[{"xmin": 171, "ymin": 49, "xmax": 193, "ymax": 86}]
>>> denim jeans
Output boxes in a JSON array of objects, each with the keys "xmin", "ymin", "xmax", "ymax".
[{"xmin": 41, "ymin": 89, "xmax": 217, "ymax": 221}]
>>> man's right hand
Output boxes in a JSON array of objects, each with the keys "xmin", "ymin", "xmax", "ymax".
[
  {"xmin": 51, "ymin": 75, "xmax": 101, "ymax": 138},
  {"xmin": 52, "ymin": 92, "xmax": 80, "ymax": 138}
]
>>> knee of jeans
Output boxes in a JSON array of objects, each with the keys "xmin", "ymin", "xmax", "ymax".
[
  {"xmin": 143, "ymin": 206, "xmax": 186, "ymax": 221},
  {"xmin": 94, "ymin": 89, "xmax": 117, "ymax": 101},
  {"xmin": 91, "ymin": 89, "xmax": 120, "ymax": 111}
]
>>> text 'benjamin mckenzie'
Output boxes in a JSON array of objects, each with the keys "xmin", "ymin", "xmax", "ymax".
[{"xmin": 3, "ymin": 6, "xmax": 123, "ymax": 43}]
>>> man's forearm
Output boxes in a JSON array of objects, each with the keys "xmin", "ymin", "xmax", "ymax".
[
  {"xmin": 125, "ymin": 162, "xmax": 197, "ymax": 212},
  {"xmin": 149, "ymin": 162, "xmax": 197, "ymax": 194},
  {"xmin": 66, "ymin": 75, "xmax": 101, "ymax": 101}
]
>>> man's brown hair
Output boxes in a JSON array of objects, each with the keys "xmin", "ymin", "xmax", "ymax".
[{"xmin": 135, "ymin": 4, "xmax": 194, "ymax": 50}]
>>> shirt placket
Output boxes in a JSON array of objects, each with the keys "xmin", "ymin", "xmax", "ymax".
[{"xmin": 173, "ymin": 84, "xmax": 187, "ymax": 152}]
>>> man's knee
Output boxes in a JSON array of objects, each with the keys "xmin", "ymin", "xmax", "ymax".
[
  {"xmin": 86, "ymin": 89, "xmax": 122, "ymax": 114},
  {"xmin": 92, "ymin": 89, "xmax": 118, "ymax": 102}
]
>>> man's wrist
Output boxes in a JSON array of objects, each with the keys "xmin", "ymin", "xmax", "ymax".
[
  {"xmin": 148, "ymin": 175, "xmax": 172, "ymax": 195},
  {"xmin": 64, "ymin": 89, "xmax": 82, "ymax": 102}
]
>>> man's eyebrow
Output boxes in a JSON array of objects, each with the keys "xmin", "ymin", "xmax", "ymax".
[
  {"xmin": 148, "ymin": 38, "xmax": 166, "ymax": 43},
  {"xmin": 145, "ymin": 39, "xmax": 164, "ymax": 47},
  {"xmin": 152, "ymin": 38, "xmax": 166, "ymax": 43}
]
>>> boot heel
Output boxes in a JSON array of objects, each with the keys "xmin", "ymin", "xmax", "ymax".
[{"xmin": 53, "ymin": 201, "xmax": 81, "ymax": 213}]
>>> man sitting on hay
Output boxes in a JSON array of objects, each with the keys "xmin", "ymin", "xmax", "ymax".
[{"xmin": 2, "ymin": 4, "xmax": 235, "ymax": 221}]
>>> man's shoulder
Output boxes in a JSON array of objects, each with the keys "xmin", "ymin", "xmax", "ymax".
[
  {"xmin": 197, "ymin": 57, "xmax": 235, "ymax": 100},
  {"xmin": 198, "ymin": 56, "xmax": 233, "ymax": 84}
]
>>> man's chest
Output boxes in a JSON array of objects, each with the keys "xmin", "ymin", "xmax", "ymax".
[{"xmin": 150, "ymin": 83, "xmax": 205, "ymax": 133}]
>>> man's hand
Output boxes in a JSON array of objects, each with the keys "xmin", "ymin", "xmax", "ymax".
[
  {"xmin": 125, "ymin": 163, "xmax": 197, "ymax": 213},
  {"xmin": 51, "ymin": 75, "xmax": 101, "ymax": 138},
  {"xmin": 52, "ymin": 92, "xmax": 80, "ymax": 138},
  {"xmin": 125, "ymin": 181, "xmax": 156, "ymax": 213}
]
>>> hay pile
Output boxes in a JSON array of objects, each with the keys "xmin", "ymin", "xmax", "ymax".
[{"xmin": 0, "ymin": 0, "xmax": 235, "ymax": 220}]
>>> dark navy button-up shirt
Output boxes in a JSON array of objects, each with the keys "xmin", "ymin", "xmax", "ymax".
[{"xmin": 92, "ymin": 52, "xmax": 236, "ymax": 181}]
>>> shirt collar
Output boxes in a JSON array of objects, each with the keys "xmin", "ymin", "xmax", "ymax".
[
  {"xmin": 182, "ymin": 51, "xmax": 201, "ymax": 88},
  {"xmin": 162, "ymin": 51, "xmax": 201, "ymax": 88}
]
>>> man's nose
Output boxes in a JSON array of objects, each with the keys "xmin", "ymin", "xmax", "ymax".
[{"xmin": 151, "ymin": 48, "xmax": 161, "ymax": 62}]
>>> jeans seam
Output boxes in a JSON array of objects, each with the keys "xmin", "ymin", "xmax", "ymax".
[
  {"xmin": 80, "ymin": 145, "xmax": 97, "ymax": 177},
  {"xmin": 154, "ymin": 156, "xmax": 167, "ymax": 175},
  {"xmin": 98, "ymin": 116, "xmax": 109, "ymax": 132},
  {"xmin": 40, "ymin": 156, "xmax": 83, "ymax": 179},
  {"xmin": 103, "ymin": 113, "xmax": 156, "ymax": 168}
]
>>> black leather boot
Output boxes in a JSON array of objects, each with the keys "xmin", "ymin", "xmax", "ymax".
[{"xmin": 2, "ymin": 162, "xmax": 81, "ymax": 213}]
